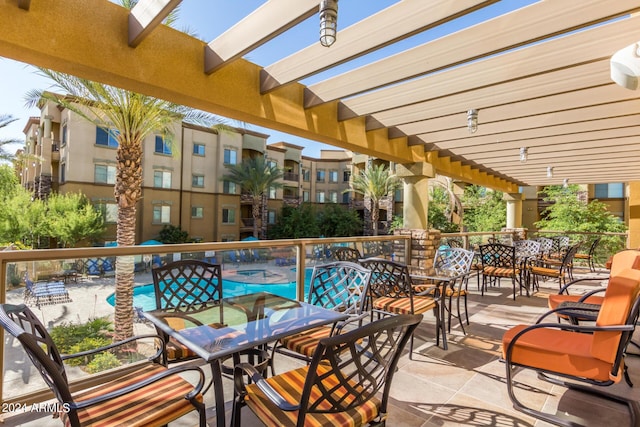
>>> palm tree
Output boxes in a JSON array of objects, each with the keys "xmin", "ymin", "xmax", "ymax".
[
  {"xmin": 347, "ymin": 163, "xmax": 401, "ymax": 236},
  {"xmin": 223, "ymin": 156, "xmax": 283, "ymax": 238},
  {"xmin": 26, "ymin": 72, "xmax": 226, "ymax": 341},
  {"xmin": 0, "ymin": 114, "xmax": 21, "ymax": 162}
]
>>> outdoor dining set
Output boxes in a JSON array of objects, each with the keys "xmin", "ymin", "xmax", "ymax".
[{"xmin": 2, "ymin": 234, "xmax": 639, "ymax": 427}]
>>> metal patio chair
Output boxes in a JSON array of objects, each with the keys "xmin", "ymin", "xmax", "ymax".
[
  {"xmin": 0, "ymin": 303, "xmax": 206, "ymax": 427},
  {"xmin": 231, "ymin": 314, "xmax": 422, "ymax": 427}
]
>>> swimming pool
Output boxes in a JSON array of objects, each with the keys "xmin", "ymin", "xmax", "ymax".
[{"xmin": 106, "ymin": 268, "xmax": 312, "ymax": 311}]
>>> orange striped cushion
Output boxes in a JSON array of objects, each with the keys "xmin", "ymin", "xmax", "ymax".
[
  {"xmin": 373, "ymin": 295, "xmax": 436, "ymax": 315},
  {"xmin": 166, "ymin": 337, "xmax": 198, "ymax": 361},
  {"xmin": 245, "ymin": 365, "xmax": 381, "ymax": 427},
  {"xmin": 483, "ymin": 266, "xmax": 519, "ymax": 278},
  {"xmin": 62, "ymin": 363, "xmax": 202, "ymax": 427},
  {"xmin": 574, "ymin": 253, "xmax": 590, "ymax": 259},
  {"xmin": 530, "ymin": 266, "xmax": 560, "ymax": 277},
  {"xmin": 280, "ymin": 326, "xmax": 332, "ymax": 358}
]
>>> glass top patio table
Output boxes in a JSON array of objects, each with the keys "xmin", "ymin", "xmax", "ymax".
[
  {"xmin": 143, "ymin": 291, "xmax": 349, "ymax": 427},
  {"xmin": 143, "ymin": 291, "xmax": 349, "ymax": 362}
]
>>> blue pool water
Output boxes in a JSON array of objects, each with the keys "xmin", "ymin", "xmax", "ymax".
[{"xmin": 106, "ymin": 268, "xmax": 312, "ymax": 311}]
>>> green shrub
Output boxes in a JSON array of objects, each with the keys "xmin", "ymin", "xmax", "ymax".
[
  {"xmin": 65, "ymin": 337, "xmax": 112, "ymax": 366},
  {"xmin": 50, "ymin": 317, "xmax": 113, "ymax": 354},
  {"xmin": 85, "ymin": 352, "xmax": 121, "ymax": 374}
]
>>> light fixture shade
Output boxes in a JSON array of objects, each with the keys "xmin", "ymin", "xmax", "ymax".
[
  {"xmin": 519, "ymin": 147, "xmax": 528, "ymax": 163},
  {"xmin": 319, "ymin": 0, "xmax": 338, "ymax": 47},
  {"xmin": 546, "ymin": 166, "xmax": 553, "ymax": 178},
  {"xmin": 562, "ymin": 178, "xmax": 569, "ymax": 188},
  {"xmin": 467, "ymin": 109, "xmax": 478, "ymax": 133}
]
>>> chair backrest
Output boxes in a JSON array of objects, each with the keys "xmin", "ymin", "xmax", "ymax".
[
  {"xmin": 152, "ymin": 259, "xmax": 223, "ymax": 311},
  {"xmin": 306, "ymin": 261, "xmax": 371, "ymax": 317},
  {"xmin": 332, "ymin": 247, "xmax": 362, "ymax": 262},
  {"xmin": 559, "ymin": 244, "xmax": 579, "ymax": 269},
  {"xmin": 586, "ymin": 237, "xmax": 601, "ymax": 255},
  {"xmin": 433, "ymin": 247, "xmax": 474, "ymax": 276},
  {"xmin": 591, "ymin": 268, "xmax": 640, "ymax": 365},
  {"xmin": 299, "ymin": 314, "xmax": 422, "ymax": 424},
  {"xmin": 609, "ymin": 249, "xmax": 640, "ymax": 277},
  {"xmin": 514, "ymin": 240, "xmax": 541, "ymax": 259},
  {"xmin": 359, "ymin": 258, "xmax": 413, "ymax": 299},
  {"xmin": 479, "ymin": 243, "xmax": 516, "ymax": 268},
  {"xmin": 0, "ymin": 304, "xmax": 73, "ymax": 407},
  {"xmin": 533, "ymin": 237, "xmax": 553, "ymax": 256},
  {"xmin": 551, "ymin": 236, "xmax": 570, "ymax": 255}
]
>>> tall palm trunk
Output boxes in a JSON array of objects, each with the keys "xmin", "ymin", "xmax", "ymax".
[
  {"xmin": 371, "ymin": 205, "xmax": 379, "ymax": 236},
  {"xmin": 252, "ymin": 198, "xmax": 260, "ymax": 238},
  {"xmin": 113, "ymin": 142, "xmax": 143, "ymax": 341}
]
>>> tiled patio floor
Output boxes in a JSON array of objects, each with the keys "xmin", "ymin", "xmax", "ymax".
[{"xmin": 8, "ymin": 266, "xmax": 640, "ymax": 427}]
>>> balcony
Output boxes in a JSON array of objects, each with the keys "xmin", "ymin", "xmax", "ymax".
[
  {"xmin": 1, "ymin": 235, "xmax": 632, "ymax": 427},
  {"xmin": 283, "ymin": 172, "xmax": 299, "ymax": 182}
]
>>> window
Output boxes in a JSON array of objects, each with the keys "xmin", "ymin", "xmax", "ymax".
[
  {"xmin": 316, "ymin": 169, "xmax": 325, "ymax": 182},
  {"xmin": 153, "ymin": 171, "xmax": 171, "ymax": 188},
  {"xmin": 342, "ymin": 192, "xmax": 350, "ymax": 204},
  {"xmin": 193, "ymin": 143, "xmax": 205, "ymax": 156},
  {"xmin": 153, "ymin": 205, "xmax": 171, "ymax": 224},
  {"xmin": 223, "ymin": 181, "xmax": 237, "ymax": 194},
  {"xmin": 267, "ymin": 210, "xmax": 276, "ymax": 224},
  {"xmin": 329, "ymin": 191, "xmax": 338, "ymax": 203},
  {"xmin": 268, "ymin": 186, "xmax": 277, "ymax": 199},
  {"xmin": 594, "ymin": 183, "xmax": 624, "ymax": 199},
  {"xmin": 302, "ymin": 169, "xmax": 310, "ymax": 182},
  {"xmin": 329, "ymin": 170, "xmax": 338, "ymax": 183},
  {"xmin": 60, "ymin": 163, "xmax": 66, "ymax": 184},
  {"xmin": 316, "ymin": 191, "xmax": 325, "ymax": 203},
  {"xmin": 303, "ymin": 190, "xmax": 310, "ymax": 202},
  {"xmin": 192, "ymin": 174, "xmax": 205, "ymax": 188},
  {"xmin": 267, "ymin": 159, "xmax": 277, "ymax": 168},
  {"xmin": 191, "ymin": 206, "xmax": 204, "ymax": 218},
  {"xmin": 343, "ymin": 170, "xmax": 351, "ymax": 182},
  {"xmin": 224, "ymin": 148, "xmax": 237, "ymax": 165},
  {"xmin": 94, "ymin": 164, "xmax": 116, "ymax": 184},
  {"xmin": 96, "ymin": 127, "xmax": 118, "ymax": 148},
  {"xmin": 61, "ymin": 124, "xmax": 67, "ymax": 145},
  {"xmin": 222, "ymin": 208, "xmax": 236, "ymax": 224},
  {"xmin": 155, "ymin": 135, "xmax": 172, "ymax": 155},
  {"xmin": 97, "ymin": 202, "xmax": 117, "ymax": 223}
]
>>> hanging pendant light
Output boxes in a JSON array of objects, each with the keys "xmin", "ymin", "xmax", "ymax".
[
  {"xmin": 520, "ymin": 147, "xmax": 528, "ymax": 163},
  {"xmin": 467, "ymin": 109, "xmax": 478, "ymax": 133},
  {"xmin": 319, "ymin": 0, "xmax": 338, "ymax": 47},
  {"xmin": 546, "ymin": 166, "xmax": 554, "ymax": 178}
]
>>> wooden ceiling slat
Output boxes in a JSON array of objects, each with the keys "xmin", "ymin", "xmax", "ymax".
[
  {"xmin": 128, "ymin": 0, "xmax": 181, "ymax": 47},
  {"xmin": 306, "ymin": 0, "xmax": 640, "ymax": 106},
  {"xmin": 205, "ymin": 0, "xmax": 319, "ymax": 74},
  {"xmin": 263, "ymin": 0, "xmax": 495, "ymax": 94}
]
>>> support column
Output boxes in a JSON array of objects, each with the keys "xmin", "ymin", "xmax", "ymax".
[
  {"xmin": 503, "ymin": 192, "xmax": 524, "ymax": 229},
  {"xmin": 396, "ymin": 162, "xmax": 435, "ymax": 230},
  {"xmin": 628, "ymin": 182, "xmax": 640, "ymax": 249}
]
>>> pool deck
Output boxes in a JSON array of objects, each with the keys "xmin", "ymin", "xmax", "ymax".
[{"xmin": 4, "ymin": 263, "xmax": 640, "ymax": 427}]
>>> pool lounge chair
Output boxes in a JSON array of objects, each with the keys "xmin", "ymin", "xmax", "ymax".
[{"xmin": 23, "ymin": 278, "xmax": 72, "ymax": 308}]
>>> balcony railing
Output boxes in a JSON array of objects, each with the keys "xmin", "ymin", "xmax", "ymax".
[{"xmin": 283, "ymin": 172, "xmax": 299, "ymax": 181}]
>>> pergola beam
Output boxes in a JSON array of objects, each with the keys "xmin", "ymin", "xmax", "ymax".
[
  {"xmin": 129, "ymin": 0, "xmax": 182, "ymax": 47},
  {"xmin": 205, "ymin": 0, "xmax": 319, "ymax": 74},
  {"xmin": 262, "ymin": 0, "xmax": 496, "ymax": 94}
]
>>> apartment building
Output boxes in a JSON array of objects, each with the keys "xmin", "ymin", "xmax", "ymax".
[{"xmin": 19, "ymin": 100, "xmax": 355, "ymax": 244}]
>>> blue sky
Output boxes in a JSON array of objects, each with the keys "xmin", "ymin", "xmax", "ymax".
[{"xmin": 0, "ymin": 0, "xmax": 536, "ymax": 157}]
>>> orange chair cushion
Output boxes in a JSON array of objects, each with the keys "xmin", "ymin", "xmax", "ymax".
[
  {"xmin": 592, "ymin": 272, "xmax": 640, "ymax": 363},
  {"xmin": 574, "ymin": 253, "xmax": 590, "ymax": 260},
  {"xmin": 529, "ymin": 266, "xmax": 561, "ymax": 277},
  {"xmin": 280, "ymin": 326, "xmax": 332, "ymax": 358},
  {"xmin": 483, "ymin": 266, "xmax": 519, "ymax": 278},
  {"xmin": 502, "ymin": 325, "xmax": 614, "ymax": 382},
  {"xmin": 244, "ymin": 365, "xmax": 381, "ymax": 427},
  {"xmin": 63, "ymin": 363, "xmax": 202, "ymax": 427},
  {"xmin": 373, "ymin": 295, "xmax": 436, "ymax": 315}
]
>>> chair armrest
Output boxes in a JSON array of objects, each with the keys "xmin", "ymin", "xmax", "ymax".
[
  {"xmin": 61, "ymin": 334, "xmax": 164, "ymax": 363},
  {"xmin": 333, "ymin": 312, "xmax": 368, "ymax": 334},
  {"xmin": 557, "ymin": 277, "xmax": 606, "ymax": 295},
  {"xmin": 69, "ymin": 364, "xmax": 205, "ymax": 411},
  {"xmin": 577, "ymin": 287, "xmax": 607, "ymax": 302},
  {"xmin": 233, "ymin": 362, "xmax": 299, "ymax": 412}
]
